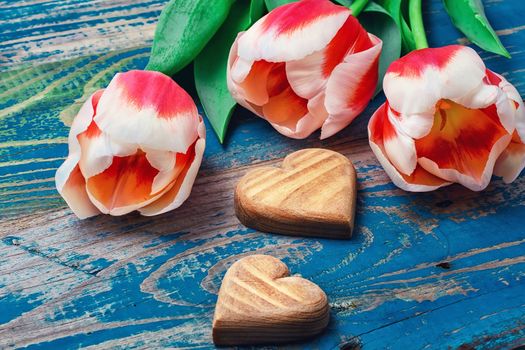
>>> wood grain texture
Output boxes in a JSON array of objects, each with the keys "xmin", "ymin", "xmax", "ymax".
[
  {"xmin": 212, "ymin": 254, "xmax": 329, "ymax": 345},
  {"xmin": 1, "ymin": 0, "xmax": 525, "ymax": 348},
  {"xmin": 0, "ymin": 0, "xmax": 164, "ymax": 70},
  {"xmin": 235, "ymin": 149, "xmax": 356, "ymax": 239}
]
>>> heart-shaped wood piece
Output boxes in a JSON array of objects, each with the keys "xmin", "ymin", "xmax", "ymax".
[
  {"xmin": 212, "ymin": 255, "xmax": 329, "ymax": 346},
  {"xmin": 235, "ymin": 148, "xmax": 356, "ymax": 239}
]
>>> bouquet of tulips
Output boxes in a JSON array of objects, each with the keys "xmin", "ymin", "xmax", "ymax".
[{"xmin": 56, "ymin": 0, "xmax": 525, "ymax": 218}]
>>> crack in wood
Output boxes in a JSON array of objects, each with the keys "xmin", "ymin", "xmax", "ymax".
[
  {"xmin": 344, "ymin": 283, "xmax": 524, "ymax": 346},
  {"xmin": 1, "ymin": 236, "xmax": 103, "ymax": 277}
]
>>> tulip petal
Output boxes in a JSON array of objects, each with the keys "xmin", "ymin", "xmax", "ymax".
[
  {"xmin": 145, "ymin": 150, "xmax": 179, "ymax": 194},
  {"xmin": 56, "ymin": 90, "xmax": 104, "ymax": 218},
  {"xmin": 231, "ymin": 55, "xmax": 254, "ymax": 84},
  {"xmin": 236, "ymin": 0, "xmax": 350, "ymax": 64},
  {"xmin": 494, "ymin": 133, "xmax": 525, "ymax": 183},
  {"xmin": 383, "ymin": 106, "xmax": 418, "ymax": 175},
  {"xmin": 85, "ymin": 120, "xmax": 205, "ymax": 216},
  {"xmin": 262, "ymin": 85, "xmax": 308, "ymax": 131},
  {"xmin": 237, "ymin": 60, "xmax": 275, "ymax": 105},
  {"xmin": 58, "ymin": 165, "xmax": 101, "ymax": 219},
  {"xmin": 94, "ymin": 70, "xmax": 200, "ymax": 154},
  {"xmin": 227, "ymin": 35, "xmax": 262, "ymax": 116},
  {"xmin": 56, "ymin": 91, "xmax": 101, "ymax": 191},
  {"xmin": 321, "ymin": 34, "xmax": 382, "ymax": 139},
  {"xmin": 285, "ymin": 15, "xmax": 372, "ymax": 100},
  {"xmin": 77, "ymin": 118, "xmax": 140, "ymax": 180},
  {"xmin": 270, "ymin": 92, "xmax": 328, "ymax": 139},
  {"xmin": 139, "ymin": 118, "xmax": 206, "ymax": 216},
  {"xmin": 227, "ymin": 36, "xmax": 272, "ymax": 119},
  {"xmin": 486, "ymin": 70, "xmax": 525, "ymax": 141},
  {"xmin": 368, "ymin": 103, "xmax": 450, "ymax": 191},
  {"xmin": 77, "ymin": 121, "xmax": 117, "ymax": 179},
  {"xmin": 85, "ymin": 150, "xmax": 164, "ymax": 216},
  {"xmin": 415, "ymin": 100, "xmax": 511, "ymax": 191},
  {"xmin": 383, "ymin": 46, "xmax": 500, "ymax": 140},
  {"xmin": 237, "ymin": 61, "xmax": 312, "ymax": 136},
  {"xmin": 284, "ymin": 49, "xmax": 326, "ymax": 100},
  {"xmin": 389, "ymin": 111, "xmax": 435, "ymax": 140}
]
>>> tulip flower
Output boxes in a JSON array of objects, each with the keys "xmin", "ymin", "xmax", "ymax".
[
  {"xmin": 227, "ymin": 0, "xmax": 382, "ymax": 139},
  {"xmin": 55, "ymin": 70, "xmax": 206, "ymax": 218},
  {"xmin": 368, "ymin": 45, "xmax": 525, "ymax": 191}
]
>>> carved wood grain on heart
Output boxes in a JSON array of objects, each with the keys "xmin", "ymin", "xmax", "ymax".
[
  {"xmin": 234, "ymin": 149, "xmax": 357, "ymax": 239},
  {"xmin": 212, "ymin": 255, "xmax": 329, "ymax": 346}
]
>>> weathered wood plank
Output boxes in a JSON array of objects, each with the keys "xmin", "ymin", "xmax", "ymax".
[
  {"xmin": 1, "ymin": 140, "xmax": 525, "ymax": 348},
  {"xmin": 1, "ymin": 0, "xmax": 525, "ymax": 348},
  {"xmin": 0, "ymin": 0, "xmax": 165, "ymax": 69},
  {"xmin": 1, "ymin": 0, "xmax": 525, "ymax": 218}
]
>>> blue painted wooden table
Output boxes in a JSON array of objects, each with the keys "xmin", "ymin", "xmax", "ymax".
[{"xmin": 1, "ymin": 0, "xmax": 524, "ymax": 348}]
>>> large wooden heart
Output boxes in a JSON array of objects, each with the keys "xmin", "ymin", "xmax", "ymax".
[
  {"xmin": 235, "ymin": 148, "xmax": 356, "ymax": 239},
  {"xmin": 212, "ymin": 255, "xmax": 329, "ymax": 346}
]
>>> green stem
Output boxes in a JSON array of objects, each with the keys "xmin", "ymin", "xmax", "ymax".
[
  {"xmin": 409, "ymin": 0, "xmax": 429, "ymax": 49},
  {"xmin": 349, "ymin": 0, "xmax": 369, "ymax": 17}
]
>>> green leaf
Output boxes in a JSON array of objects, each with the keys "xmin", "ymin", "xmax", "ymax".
[
  {"xmin": 264, "ymin": 0, "xmax": 296, "ymax": 11},
  {"xmin": 332, "ymin": 0, "xmax": 352, "ymax": 6},
  {"xmin": 377, "ymin": 0, "xmax": 416, "ymax": 53},
  {"xmin": 360, "ymin": 2, "xmax": 402, "ymax": 94},
  {"xmin": 146, "ymin": 0, "xmax": 235, "ymax": 76},
  {"xmin": 194, "ymin": 0, "xmax": 265, "ymax": 143},
  {"xmin": 399, "ymin": 14, "xmax": 416, "ymax": 52},
  {"xmin": 250, "ymin": 0, "xmax": 267, "ymax": 22},
  {"xmin": 443, "ymin": 0, "xmax": 510, "ymax": 58}
]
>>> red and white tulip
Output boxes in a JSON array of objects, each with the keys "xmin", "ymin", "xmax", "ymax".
[
  {"xmin": 227, "ymin": 0, "xmax": 382, "ymax": 139},
  {"xmin": 55, "ymin": 70, "xmax": 206, "ymax": 218},
  {"xmin": 369, "ymin": 45, "xmax": 525, "ymax": 191}
]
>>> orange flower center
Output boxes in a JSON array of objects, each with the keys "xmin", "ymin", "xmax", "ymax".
[
  {"xmin": 415, "ymin": 99, "xmax": 508, "ymax": 181},
  {"xmin": 87, "ymin": 150, "xmax": 159, "ymax": 212}
]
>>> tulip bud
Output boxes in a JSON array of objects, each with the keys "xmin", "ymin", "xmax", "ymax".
[
  {"xmin": 55, "ymin": 70, "xmax": 206, "ymax": 218},
  {"xmin": 227, "ymin": 0, "xmax": 382, "ymax": 139},
  {"xmin": 369, "ymin": 45, "xmax": 525, "ymax": 191}
]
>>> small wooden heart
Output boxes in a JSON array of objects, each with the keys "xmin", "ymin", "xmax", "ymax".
[
  {"xmin": 235, "ymin": 148, "xmax": 357, "ymax": 239},
  {"xmin": 212, "ymin": 255, "xmax": 329, "ymax": 346}
]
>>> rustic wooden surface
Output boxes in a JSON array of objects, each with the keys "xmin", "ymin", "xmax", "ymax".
[{"xmin": 1, "ymin": 0, "xmax": 524, "ymax": 349}]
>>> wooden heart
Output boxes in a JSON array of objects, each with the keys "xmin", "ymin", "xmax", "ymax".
[
  {"xmin": 212, "ymin": 255, "xmax": 329, "ymax": 346},
  {"xmin": 235, "ymin": 148, "xmax": 356, "ymax": 239}
]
